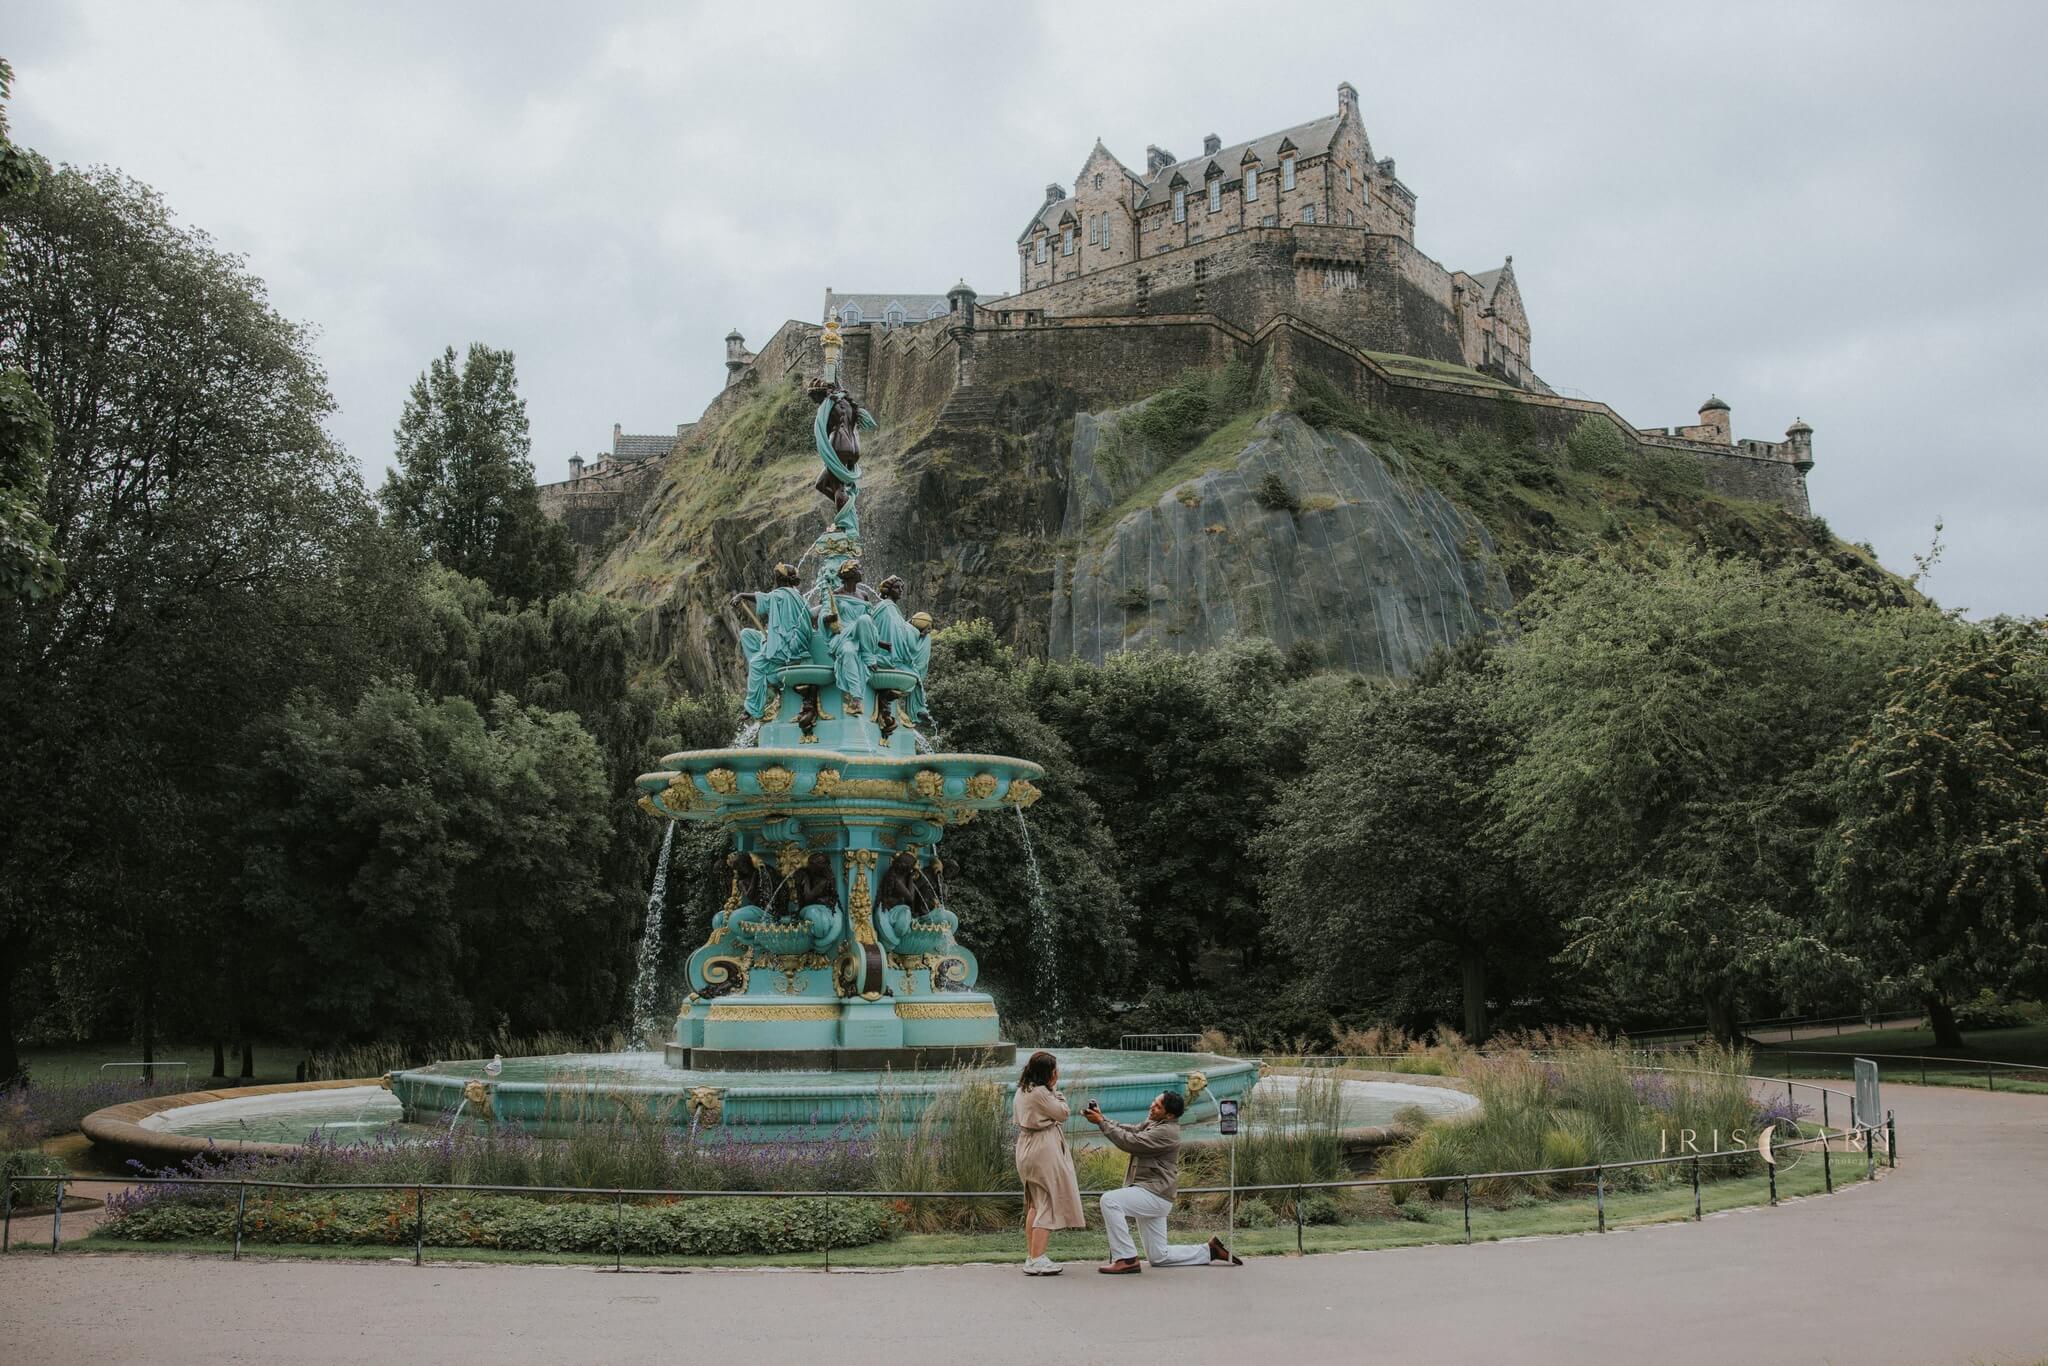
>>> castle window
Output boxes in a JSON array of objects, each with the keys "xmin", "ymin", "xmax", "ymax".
[
  {"xmin": 841, "ymin": 304, "xmax": 862, "ymax": 324},
  {"xmin": 1344, "ymin": 165, "xmax": 1352, "ymax": 193},
  {"xmin": 885, "ymin": 305, "xmax": 905, "ymax": 326},
  {"xmin": 1281, "ymin": 156, "xmax": 1296, "ymax": 190},
  {"xmin": 1088, "ymin": 214, "xmax": 1099, "ymax": 246},
  {"xmin": 1094, "ymin": 173, "xmax": 1103, "ymax": 189},
  {"xmin": 1172, "ymin": 188, "xmax": 1186, "ymax": 222},
  {"xmin": 1062, "ymin": 227, "xmax": 1074, "ymax": 255},
  {"xmin": 1207, "ymin": 179, "xmax": 1221, "ymax": 212},
  {"xmin": 1035, "ymin": 236, "xmax": 1047, "ymax": 264},
  {"xmin": 1302, "ymin": 203, "xmax": 1316, "ymax": 224},
  {"xmin": 1362, "ymin": 179, "xmax": 1370, "ymax": 207},
  {"xmin": 1245, "ymin": 168, "xmax": 1258, "ymax": 201}
]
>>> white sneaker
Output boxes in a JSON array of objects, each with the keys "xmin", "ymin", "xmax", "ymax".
[{"xmin": 1024, "ymin": 1255, "xmax": 1062, "ymax": 1276}]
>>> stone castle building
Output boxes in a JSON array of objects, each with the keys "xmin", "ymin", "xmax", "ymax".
[
  {"xmin": 540, "ymin": 82, "xmax": 1818, "ymax": 554},
  {"xmin": 1009, "ymin": 83, "xmax": 1536, "ymax": 389}
]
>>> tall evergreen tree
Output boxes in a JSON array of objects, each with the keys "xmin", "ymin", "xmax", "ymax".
[{"xmin": 380, "ymin": 344, "xmax": 574, "ymax": 603}]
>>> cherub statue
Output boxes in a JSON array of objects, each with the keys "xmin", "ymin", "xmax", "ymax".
[
  {"xmin": 874, "ymin": 849, "xmax": 920, "ymax": 953},
  {"xmin": 791, "ymin": 851, "xmax": 847, "ymax": 950}
]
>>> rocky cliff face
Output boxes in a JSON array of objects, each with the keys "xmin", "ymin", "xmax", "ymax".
[
  {"xmin": 1052, "ymin": 412, "xmax": 1510, "ymax": 673},
  {"xmin": 585, "ymin": 363, "xmax": 1840, "ymax": 692}
]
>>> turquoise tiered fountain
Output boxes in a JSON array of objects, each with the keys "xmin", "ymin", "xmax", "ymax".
[{"xmin": 385, "ymin": 315, "xmax": 1259, "ymax": 1133}]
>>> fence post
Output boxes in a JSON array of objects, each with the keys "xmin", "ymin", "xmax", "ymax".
[
  {"xmin": 1692, "ymin": 1157, "xmax": 1701, "ymax": 1221},
  {"xmin": 1920, "ymin": 1058, "xmax": 1926, "ymax": 1085},
  {"xmin": 1822, "ymin": 1136, "xmax": 1832, "ymax": 1193},
  {"xmin": 2, "ymin": 1175, "xmax": 11, "ymax": 1253},
  {"xmin": 51, "ymin": 1178, "xmax": 64, "ymax": 1253},
  {"xmin": 1886, "ymin": 1111, "xmax": 1896, "ymax": 1167},
  {"xmin": 1461, "ymin": 1179, "xmax": 1471, "ymax": 1244},
  {"xmin": 1865, "ymin": 1126, "xmax": 1875, "ymax": 1180},
  {"xmin": 414, "ymin": 1185, "xmax": 425, "ymax": 1267},
  {"xmin": 234, "ymin": 1183, "xmax": 247, "ymax": 1261},
  {"xmin": 614, "ymin": 1190, "xmax": 623, "ymax": 1271},
  {"xmin": 1595, "ymin": 1167, "xmax": 1605, "ymax": 1233},
  {"xmin": 1768, "ymin": 1159, "xmax": 1777, "ymax": 1206},
  {"xmin": 1294, "ymin": 1187, "xmax": 1304, "ymax": 1255},
  {"xmin": 1822, "ymin": 1090, "xmax": 1829, "ymax": 1131}
]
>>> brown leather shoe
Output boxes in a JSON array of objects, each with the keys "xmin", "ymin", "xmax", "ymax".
[
  {"xmin": 1098, "ymin": 1258, "xmax": 1143, "ymax": 1274},
  {"xmin": 1208, "ymin": 1236, "xmax": 1243, "ymax": 1266}
]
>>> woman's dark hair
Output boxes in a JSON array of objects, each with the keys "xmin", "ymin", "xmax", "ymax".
[
  {"xmin": 1159, "ymin": 1091, "xmax": 1186, "ymax": 1118},
  {"xmin": 1019, "ymin": 1050, "xmax": 1057, "ymax": 1090}
]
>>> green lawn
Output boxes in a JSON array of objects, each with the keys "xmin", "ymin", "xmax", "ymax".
[
  {"xmin": 28, "ymin": 1158, "xmax": 1869, "ymax": 1270},
  {"xmin": 1748, "ymin": 1023, "xmax": 2048, "ymax": 1094}
]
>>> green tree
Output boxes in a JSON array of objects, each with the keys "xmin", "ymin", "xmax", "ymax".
[
  {"xmin": 1028, "ymin": 643, "xmax": 1284, "ymax": 992},
  {"xmin": 926, "ymin": 621, "xmax": 1135, "ymax": 1041},
  {"xmin": 1490, "ymin": 550, "xmax": 1909, "ymax": 1043},
  {"xmin": 1819, "ymin": 624, "xmax": 2048, "ymax": 1046},
  {"xmin": 1258, "ymin": 643, "xmax": 1539, "ymax": 1041},
  {"xmin": 0, "ymin": 61, "xmax": 61, "ymax": 613},
  {"xmin": 380, "ymin": 344, "xmax": 574, "ymax": 603},
  {"xmin": 238, "ymin": 683, "xmax": 613, "ymax": 1045},
  {"xmin": 0, "ymin": 161, "xmax": 381, "ymax": 1081}
]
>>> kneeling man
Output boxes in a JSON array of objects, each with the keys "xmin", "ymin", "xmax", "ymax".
[{"xmin": 1085, "ymin": 1091, "xmax": 1240, "ymax": 1273}]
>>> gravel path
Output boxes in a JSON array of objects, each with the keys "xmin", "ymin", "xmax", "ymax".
[{"xmin": 2, "ymin": 1083, "xmax": 2043, "ymax": 1366}]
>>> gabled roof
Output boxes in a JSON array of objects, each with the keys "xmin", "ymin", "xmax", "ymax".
[
  {"xmin": 1134, "ymin": 113, "xmax": 1341, "ymax": 208},
  {"xmin": 823, "ymin": 291, "xmax": 951, "ymax": 323},
  {"xmin": 612, "ymin": 431, "xmax": 677, "ymax": 462}
]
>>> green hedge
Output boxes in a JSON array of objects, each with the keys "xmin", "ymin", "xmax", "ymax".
[{"xmin": 103, "ymin": 1191, "xmax": 893, "ymax": 1256}]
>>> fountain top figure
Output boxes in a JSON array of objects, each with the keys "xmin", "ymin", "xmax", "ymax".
[{"xmin": 630, "ymin": 357, "xmax": 1040, "ymax": 1070}]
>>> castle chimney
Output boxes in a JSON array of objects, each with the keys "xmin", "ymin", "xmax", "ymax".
[
  {"xmin": 1203, "ymin": 132, "xmax": 1221, "ymax": 156},
  {"xmin": 1044, "ymin": 182, "xmax": 1066, "ymax": 206},
  {"xmin": 1698, "ymin": 394, "xmax": 1731, "ymax": 444},
  {"xmin": 611, "ymin": 421, "xmax": 622, "ymax": 455},
  {"xmin": 1145, "ymin": 145, "xmax": 1176, "ymax": 175},
  {"xmin": 1338, "ymin": 82, "xmax": 1359, "ymax": 118}
]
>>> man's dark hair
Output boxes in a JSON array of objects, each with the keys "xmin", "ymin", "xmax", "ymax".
[{"xmin": 1159, "ymin": 1092, "xmax": 1186, "ymax": 1119}]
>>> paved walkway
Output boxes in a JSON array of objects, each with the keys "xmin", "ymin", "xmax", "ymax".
[{"xmin": 3, "ymin": 1084, "xmax": 2044, "ymax": 1366}]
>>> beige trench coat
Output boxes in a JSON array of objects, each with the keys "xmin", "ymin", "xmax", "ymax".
[{"xmin": 1013, "ymin": 1085, "xmax": 1085, "ymax": 1230}]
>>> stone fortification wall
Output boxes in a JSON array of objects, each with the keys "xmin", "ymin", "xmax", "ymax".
[
  {"xmin": 993, "ymin": 227, "xmax": 1492, "ymax": 375},
  {"xmin": 851, "ymin": 316, "xmax": 962, "ymax": 423},
  {"xmin": 536, "ymin": 459, "xmax": 662, "ymax": 554},
  {"xmin": 967, "ymin": 315, "xmax": 1244, "ymax": 408},
  {"xmin": 1265, "ymin": 314, "xmax": 1811, "ymax": 516},
  {"xmin": 693, "ymin": 319, "xmax": 824, "ymax": 438}
]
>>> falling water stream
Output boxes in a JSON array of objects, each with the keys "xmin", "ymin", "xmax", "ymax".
[
  {"xmin": 1012, "ymin": 806, "xmax": 1064, "ymax": 1043},
  {"xmin": 629, "ymin": 822, "xmax": 680, "ymax": 1047}
]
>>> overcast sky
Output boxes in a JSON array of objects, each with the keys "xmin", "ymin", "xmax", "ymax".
[{"xmin": 10, "ymin": 1, "xmax": 2045, "ymax": 616}]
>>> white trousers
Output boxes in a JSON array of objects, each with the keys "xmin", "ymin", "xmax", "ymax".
[{"xmin": 1099, "ymin": 1186, "xmax": 1211, "ymax": 1266}]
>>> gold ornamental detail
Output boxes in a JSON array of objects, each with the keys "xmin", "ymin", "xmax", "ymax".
[
  {"xmin": 705, "ymin": 1003, "xmax": 841, "ymax": 1021},
  {"xmin": 756, "ymin": 766, "xmax": 796, "ymax": 796},
  {"xmin": 1185, "ymin": 1070, "xmax": 1210, "ymax": 1102},
  {"xmin": 662, "ymin": 776, "xmax": 700, "ymax": 812},
  {"xmin": 1004, "ymin": 779, "xmax": 1042, "ymax": 809},
  {"xmin": 966, "ymin": 773, "xmax": 998, "ymax": 800},
  {"xmin": 637, "ymin": 796, "xmax": 663, "ymax": 818},
  {"xmin": 912, "ymin": 769, "xmax": 946, "ymax": 800},
  {"xmin": 686, "ymin": 1087, "xmax": 724, "ymax": 1124},
  {"xmin": 760, "ymin": 688, "xmax": 783, "ymax": 723},
  {"xmin": 895, "ymin": 1002, "xmax": 998, "ymax": 1020},
  {"xmin": 706, "ymin": 768, "xmax": 739, "ymax": 795},
  {"xmin": 846, "ymin": 848, "xmax": 878, "ymax": 946}
]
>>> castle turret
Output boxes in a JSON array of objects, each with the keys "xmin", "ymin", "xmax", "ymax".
[
  {"xmin": 1786, "ymin": 417, "xmax": 1814, "ymax": 471},
  {"xmin": 1338, "ymin": 81, "xmax": 1359, "ymax": 119},
  {"xmin": 947, "ymin": 279, "xmax": 977, "ymax": 331},
  {"xmin": 568, "ymin": 453, "xmax": 584, "ymax": 481},
  {"xmin": 1145, "ymin": 145, "xmax": 1175, "ymax": 174},
  {"xmin": 1203, "ymin": 132, "xmax": 1221, "ymax": 156},
  {"xmin": 1698, "ymin": 394, "xmax": 1731, "ymax": 444},
  {"xmin": 725, "ymin": 327, "xmax": 749, "ymax": 386}
]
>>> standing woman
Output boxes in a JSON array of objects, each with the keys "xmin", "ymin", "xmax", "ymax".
[{"xmin": 1013, "ymin": 1050, "xmax": 1084, "ymax": 1275}]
